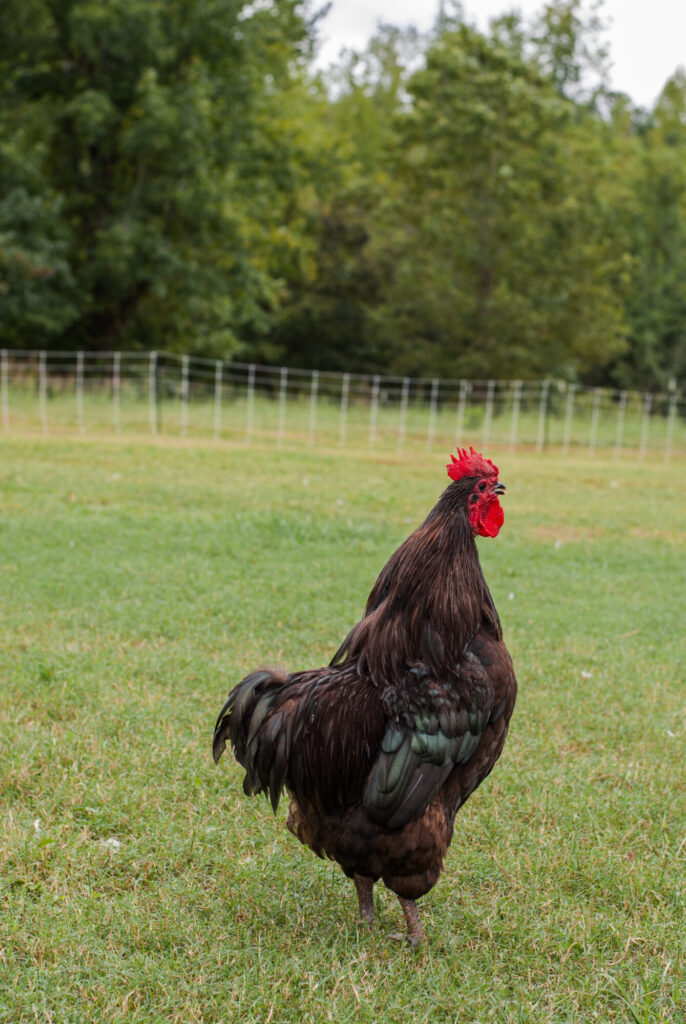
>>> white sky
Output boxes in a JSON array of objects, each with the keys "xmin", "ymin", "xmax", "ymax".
[{"xmin": 314, "ymin": 0, "xmax": 686, "ymax": 109}]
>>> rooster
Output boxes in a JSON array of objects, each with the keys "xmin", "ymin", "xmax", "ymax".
[{"xmin": 213, "ymin": 447, "xmax": 517, "ymax": 946}]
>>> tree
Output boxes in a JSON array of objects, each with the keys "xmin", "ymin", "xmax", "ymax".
[
  {"xmin": 375, "ymin": 21, "xmax": 626, "ymax": 380},
  {"xmin": 0, "ymin": 125, "xmax": 78, "ymax": 347},
  {"xmin": 530, "ymin": 0, "xmax": 610, "ymax": 104},
  {"xmin": 262, "ymin": 25, "xmax": 419, "ymax": 372},
  {"xmin": 609, "ymin": 72, "xmax": 686, "ymax": 389},
  {"xmin": 0, "ymin": 0, "xmax": 314, "ymax": 354}
]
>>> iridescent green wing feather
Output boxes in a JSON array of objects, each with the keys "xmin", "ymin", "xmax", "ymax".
[{"xmin": 363, "ymin": 654, "xmax": 494, "ymax": 828}]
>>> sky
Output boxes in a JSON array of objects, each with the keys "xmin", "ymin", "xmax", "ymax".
[{"xmin": 314, "ymin": 0, "xmax": 686, "ymax": 109}]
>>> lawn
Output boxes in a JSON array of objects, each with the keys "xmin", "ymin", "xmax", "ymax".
[{"xmin": 0, "ymin": 437, "xmax": 683, "ymax": 1023}]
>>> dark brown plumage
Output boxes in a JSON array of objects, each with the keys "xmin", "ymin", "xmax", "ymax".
[{"xmin": 213, "ymin": 448, "xmax": 517, "ymax": 946}]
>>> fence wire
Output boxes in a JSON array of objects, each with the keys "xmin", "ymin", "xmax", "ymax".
[{"xmin": 1, "ymin": 349, "xmax": 683, "ymax": 459}]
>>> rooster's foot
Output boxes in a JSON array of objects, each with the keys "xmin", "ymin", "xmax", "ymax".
[
  {"xmin": 397, "ymin": 896, "xmax": 426, "ymax": 950},
  {"xmin": 353, "ymin": 873, "xmax": 375, "ymax": 926}
]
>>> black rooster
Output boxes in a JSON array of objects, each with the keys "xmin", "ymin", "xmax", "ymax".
[{"xmin": 213, "ymin": 447, "xmax": 517, "ymax": 946}]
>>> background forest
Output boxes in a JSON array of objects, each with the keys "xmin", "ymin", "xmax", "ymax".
[{"xmin": 1, "ymin": 0, "xmax": 685, "ymax": 391}]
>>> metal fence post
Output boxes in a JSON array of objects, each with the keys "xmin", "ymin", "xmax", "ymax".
[
  {"xmin": 369, "ymin": 375, "xmax": 380, "ymax": 450},
  {"xmin": 613, "ymin": 389, "xmax": 627, "ymax": 458},
  {"xmin": 339, "ymin": 373, "xmax": 350, "ymax": 448},
  {"xmin": 588, "ymin": 387, "xmax": 601, "ymax": 457},
  {"xmin": 482, "ymin": 379, "xmax": 495, "ymax": 449},
  {"xmin": 180, "ymin": 354, "xmax": 190, "ymax": 437},
  {"xmin": 397, "ymin": 377, "xmax": 410, "ymax": 453},
  {"xmin": 113, "ymin": 352, "xmax": 121, "ymax": 433},
  {"xmin": 426, "ymin": 378, "xmax": 439, "ymax": 451},
  {"xmin": 509, "ymin": 380, "xmax": 522, "ymax": 452},
  {"xmin": 665, "ymin": 380, "xmax": 677, "ymax": 462},
  {"xmin": 536, "ymin": 379, "xmax": 550, "ymax": 452},
  {"xmin": 245, "ymin": 363, "xmax": 255, "ymax": 443},
  {"xmin": 1, "ymin": 349, "xmax": 8, "ymax": 431},
  {"xmin": 277, "ymin": 366, "xmax": 287, "ymax": 447},
  {"xmin": 76, "ymin": 351, "xmax": 84, "ymax": 434},
  {"xmin": 308, "ymin": 369, "xmax": 318, "ymax": 447},
  {"xmin": 213, "ymin": 360, "xmax": 223, "ymax": 440},
  {"xmin": 455, "ymin": 381, "xmax": 468, "ymax": 446},
  {"xmin": 39, "ymin": 351, "xmax": 48, "ymax": 435},
  {"xmin": 562, "ymin": 384, "xmax": 576, "ymax": 455},
  {"xmin": 639, "ymin": 393, "xmax": 652, "ymax": 459},
  {"xmin": 148, "ymin": 351, "xmax": 158, "ymax": 435}
]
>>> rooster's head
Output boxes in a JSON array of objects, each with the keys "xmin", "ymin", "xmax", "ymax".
[{"xmin": 446, "ymin": 446, "xmax": 506, "ymax": 538}]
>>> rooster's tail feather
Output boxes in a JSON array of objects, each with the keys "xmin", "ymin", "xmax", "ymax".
[{"xmin": 212, "ymin": 668, "xmax": 290, "ymax": 812}]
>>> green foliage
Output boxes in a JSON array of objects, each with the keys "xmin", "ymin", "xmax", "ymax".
[
  {"xmin": 0, "ymin": 138, "xmax": 78, "ymax": 345},
  {"xmin": 366, "ymin": 23, "xmax": 625, "ymax": 380},
  {"xmin": 0, "ymin": 0, "xmax": 311, "ymax": 355},
  {"xmin": 610, "ymin": 72, "xmax": 686, "ymax": 389},
  {"xmin": 0, "ymin": 0, "xmax": 685, "ymax": 389},
  {"xmin": 530, "ymin": 0, "xmax": 611, "ymax": 102},
  {"xmin": 263, "ymin": 25, "xmax": 420, "ymax": 372}
]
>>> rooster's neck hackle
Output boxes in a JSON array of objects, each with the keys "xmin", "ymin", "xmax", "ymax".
[{"xmin": 333, "ymin": 480, "xmax": 501, "ymax": 684}]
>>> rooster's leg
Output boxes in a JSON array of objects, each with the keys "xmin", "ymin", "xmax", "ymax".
[
  {"xmin": 353, "ymin": 874, "xmax": 375, "ymax": 926},
  {"xmin": 397, "ymin": 896, "xmax": 426, "ymax": 949}
]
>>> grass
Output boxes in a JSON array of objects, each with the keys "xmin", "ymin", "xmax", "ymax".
[{"xmin": 0, "ymin": 436, "xmax": 684, "ymax": 1023}]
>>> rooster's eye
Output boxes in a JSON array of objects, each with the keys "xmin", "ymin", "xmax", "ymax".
[{"xmin": 478, "ymin": 481, "xmax": 487, "ymax": 492}]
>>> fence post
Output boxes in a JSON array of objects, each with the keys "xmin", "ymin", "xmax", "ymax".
[
  {"xmin": 369, "ymin": 375, "xmax": 380, "ymax": 450},
  {"xmin": 638, "ymin": 392, "xmax": 652, "ymax": 459},
  {"xmin": 562, "ymin": 384, "xmax": 575, "ymax": 455},
  {"xmin": 535, "ymin": 379, "xmax": 550, "ymax": 452},
  {"xmin": 665, "ymin": 379, "xmax": 677, "ymax": 462},
  {"xmin": 1, "ymin": 349, "xmax": 8, "ymax": 431},
  {"xmin": 277, "ymin": 366, "xmax": 287, "ymax": 447},
  {"xmin": 397, "ymin": 377, "xmax": 410, "ymax": 453},
  {"xmin": 245, "ymin": 363, "xmax": 255, "ymax": 443},
  {"xmin": 482, "ymin": 379, "xmax": 495, "ymax": 449},
  {"xmin": 308, "ymin": 369, "xmax": 318, "ymax": 447},
  {"xmin": 39, "ymin": 351, "xmax": 48, "ymax": 435},
  {"xmin": 113, "ymin": 352, "xmax": 121, "ymax": 433},
  {"xmin": 148, "ymin": 351, "xmax": 158, "ymax": 435},
  {"xmin": 455, "ymin": 381, "xmax": 468, "ymax": 446},
  {"xmin": 76, "ymin": 351, "xmax": 84, "ymax": 434},
  {"xmin": 213, "ymin": 360, "xmax": 223, "ymax": 440},
  {"xmin": 588, "ymin": 387, "xmax": 601, "ymax": 457},
  {"xmin": 613, "ymin": 389, "xmax": 627, "ymax": 458},
  {"xmin": 339, "ymin": 372, "xmax": 350, "ymax": 448},
  {"xmin": 509, "ymin": 380, "xmax": 522, "ymax": 452},
  {"xmin": 180, "ymin": 354, "xmax": 190, "ymax": 437},
  {"xmin": 426, "ymin": 379, "xmax": 439, "ymax": 451}
]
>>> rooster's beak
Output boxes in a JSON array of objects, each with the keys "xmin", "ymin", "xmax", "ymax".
[{"xmin": 493, "ymin": 482, "xmax": 506, "ymax": 495}]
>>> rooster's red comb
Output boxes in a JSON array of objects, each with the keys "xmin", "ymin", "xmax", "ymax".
[{"xmin": 447, "ymin": 446, "xmax": 499, "ymax": 482}]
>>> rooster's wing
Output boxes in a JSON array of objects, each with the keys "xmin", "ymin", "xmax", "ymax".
[{"xmin": 364, "ymin": 650, "xmax": 495, "ymax": 829}]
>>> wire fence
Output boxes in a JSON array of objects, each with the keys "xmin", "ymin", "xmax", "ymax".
[{"xmin": 1, "ymin": 349, "xmax": 684, "ymax": 459}]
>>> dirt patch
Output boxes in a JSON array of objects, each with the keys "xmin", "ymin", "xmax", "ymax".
[{"xmin": 629, "ymin": 526, "xmax": 686, "ymax": 544}]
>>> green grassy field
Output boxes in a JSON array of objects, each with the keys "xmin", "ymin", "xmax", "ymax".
[{"xmin": 0, "ymin": 437, "xmax": 683, "ymax": 1023}]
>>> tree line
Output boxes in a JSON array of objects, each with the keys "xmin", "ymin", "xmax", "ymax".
[{"xmin": 1, "ymin": 0, "xmax": 685, "ymax": 390}]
